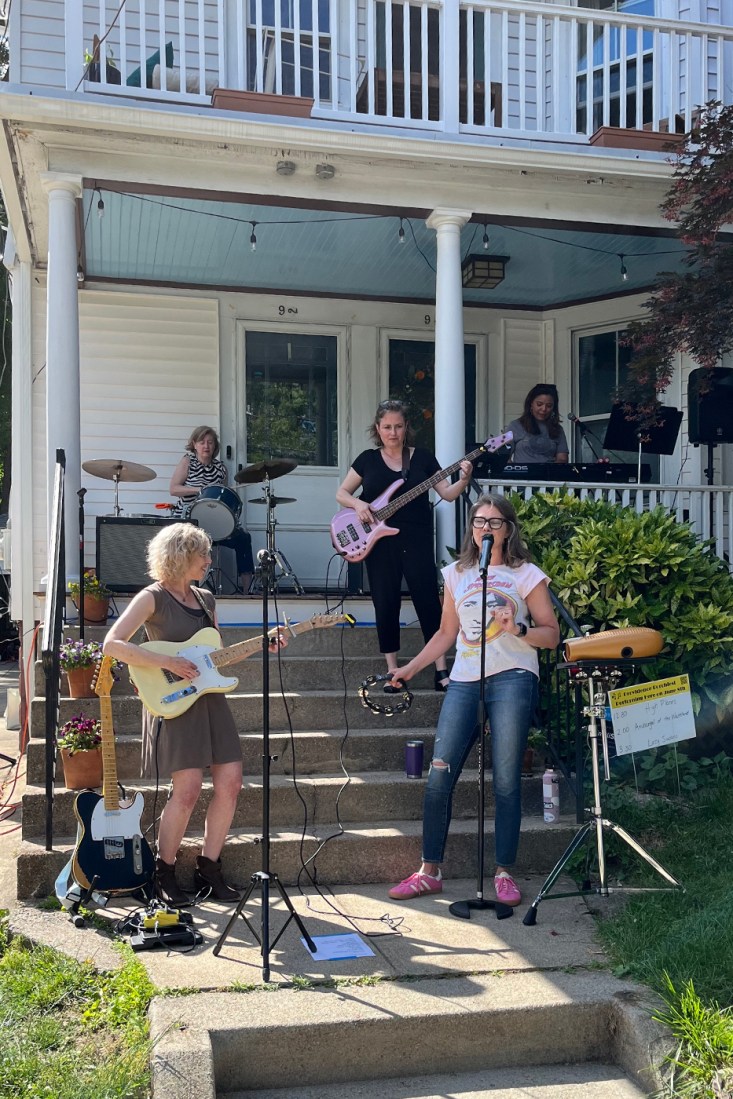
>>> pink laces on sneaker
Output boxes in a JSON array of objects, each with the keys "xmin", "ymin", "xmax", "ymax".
[
  {"xmin": 388, "ymin": 869, "xmax": 443, "ymax": 900},
  {"xmin": 494, "ymin": 871, "xmax": 521, "ymax": 906}
]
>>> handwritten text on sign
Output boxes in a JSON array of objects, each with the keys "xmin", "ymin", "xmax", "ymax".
[{"xmin": 608, "ymin": 675, "xmax": 696, "ymax": 756}]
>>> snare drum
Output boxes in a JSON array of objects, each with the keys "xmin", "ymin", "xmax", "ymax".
[{"xmin": 189, "ymin": 486, "xmax": 242, "ymax": 540}]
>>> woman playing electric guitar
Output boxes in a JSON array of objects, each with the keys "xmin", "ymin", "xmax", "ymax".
[{"xmin": 103, "ymin": 523, "xmax": 286, "ymax": 908}]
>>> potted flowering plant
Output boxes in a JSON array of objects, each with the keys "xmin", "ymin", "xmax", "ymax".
[
  {"xmin": 68, "ymin": 571, "xmax": 112, "ymax": 625},
  {"xmin": 57, "ymin": 714, "xmax": 103, "ymax": 789},
  {"xmin": 59, "ymin": 637, "xmax": 104, "ymax": 698}
]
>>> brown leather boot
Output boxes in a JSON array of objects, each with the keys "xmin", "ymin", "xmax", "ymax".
[
  {"xmin": 194, "ymin": 855, "xmax": 241, "ymax": 902},
  {"xmin": 153, "ymin": 857, "xmax": 192, "ymax": 908}
]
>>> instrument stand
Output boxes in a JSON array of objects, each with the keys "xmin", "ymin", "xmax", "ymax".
[
  {"xmin": 205, "ymin": 544, "xmax": 240, "ymax": 597},
  {"xmin": 523, "ymin": 660, "xmax": 683, "ymax": 926},
  {"xmin": 249, "ymin": 475, "xmax": 305, "ymax": 597},
  {"xmin": 450, "ymin": 542, "xmax": 514, "ymax": 922},
  {"xmin": 213, "ymin": 549, "xmax": 316, "ymax": 978}
]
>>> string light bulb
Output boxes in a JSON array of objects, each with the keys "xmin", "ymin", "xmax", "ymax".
[
  {"xmin": 619, "ymin": 254, "xmax": 628, "ymax": 282},
  {"xmin": 250, "ymin": 222, "xmax": 257, "ymax": 252},
  {"xmin": 482, "ymin": 224, "xmax": 490, "ymax": 250},
  {"xmin": 398, "ymin": 218, "xmax": 405, "ymax": 245},
  {"xmin": 97, "ymin": 193, "xmax": 105, "ymax": 219}
]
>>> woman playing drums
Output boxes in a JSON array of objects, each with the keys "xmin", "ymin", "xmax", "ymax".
[{"xmin": 170, "ymin": 426, "xmax": 254, "ymax": 594}]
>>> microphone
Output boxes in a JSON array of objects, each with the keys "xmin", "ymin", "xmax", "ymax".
[
  {"xmin": 479, "ymin": 532, "xmax": 494, "ymax": 575},
  {"xmin": 568, "ymin": 412, "xmax": 589, "ymax": 435}
]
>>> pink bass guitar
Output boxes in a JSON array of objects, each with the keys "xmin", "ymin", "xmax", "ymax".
[{"xmin": 330, "ymin": 431, "xmax": 513, "ymax": 563}]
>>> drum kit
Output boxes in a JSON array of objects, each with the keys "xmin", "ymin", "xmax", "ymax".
[{"xmin": 82, "ymin": 454, "xmax": 304, "ymax": 595}]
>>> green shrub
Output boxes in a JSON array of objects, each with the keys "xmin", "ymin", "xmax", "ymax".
[{"xmin": 513, "ymin": 491, "xmax": 733, "ymax": 722}]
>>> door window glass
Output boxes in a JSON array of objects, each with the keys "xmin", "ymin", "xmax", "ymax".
[
  {"xmin": 388, "ymin": 339, "xmax": 477, "ymax": 453},
  {"xmin": 245, "ymin": 331, "xmax": 338, "ymax": 466}
]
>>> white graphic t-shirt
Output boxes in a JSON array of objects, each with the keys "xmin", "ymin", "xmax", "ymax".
[{"xmin": 442, "ymin": 560, "xmax": 550, "ymax": 681}]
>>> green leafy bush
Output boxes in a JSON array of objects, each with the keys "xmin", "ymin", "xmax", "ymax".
[{"xmin": 513, "ymin": 491, "xmax": 733, "ymax": 723}]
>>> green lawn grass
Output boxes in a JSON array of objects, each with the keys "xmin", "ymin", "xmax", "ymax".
[
  {"xmin": 0, "ymin": 917, "xmax": 153, "ymax": 1099},
  {"xmin": 592, "ymin": 776, "xmax": 733, "ymax": 1096}
]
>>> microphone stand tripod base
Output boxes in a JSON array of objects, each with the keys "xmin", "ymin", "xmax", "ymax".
[{"xmin": 450, "ymin": 897, "xmax": 514, "ymax": 921}]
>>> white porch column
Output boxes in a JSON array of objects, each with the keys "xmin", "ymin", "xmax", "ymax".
[
  {"xmin": 41, "ymin": 173, "xmax": 82, "ymax": 582},
  {"xmin": 426, "ymin": 207, "xmax": 471, "ymax": 565}
]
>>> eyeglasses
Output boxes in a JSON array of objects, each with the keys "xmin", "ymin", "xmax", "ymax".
[{"xmin": 471, "ymin": 516, "xmax": 507, "ymax": 530}]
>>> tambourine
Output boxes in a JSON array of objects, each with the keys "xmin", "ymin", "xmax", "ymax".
[{"xmin": 358, "ymin": 673, "xmax": 413, "ymax": 718}]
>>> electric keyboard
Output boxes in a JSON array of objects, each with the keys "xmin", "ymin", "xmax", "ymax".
[{"xmin": 491, "ymin": 463, "xmax": 652, "ymax": 484}]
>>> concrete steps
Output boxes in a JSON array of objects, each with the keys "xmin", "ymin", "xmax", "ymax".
[
  {"xmin": 16, "ymin": 815, "xmax": 577, "ymax": 899},
  {"xmin": 148, "ymin": 972, "xmax": 659, "ymax": 1098},
  {"xmin": 20, "ymin": 622, "xmax": 575, "ymax": 901},
  {"xmin": 225, "ymin": 1065, "xmax": 648, "ymax": 1099}
]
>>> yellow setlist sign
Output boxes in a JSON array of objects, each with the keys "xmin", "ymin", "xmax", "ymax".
[{"xmin": 608, "ymin": 674, "xmax": 696, "ymax": 756}]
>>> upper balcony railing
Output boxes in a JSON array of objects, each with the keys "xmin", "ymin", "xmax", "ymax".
[{"xmin": 71, "ymin": 0, "xmax": 733, "ymax": 143}]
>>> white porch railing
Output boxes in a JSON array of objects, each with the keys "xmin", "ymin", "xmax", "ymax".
[
  {"xmin": 481, "ymin": 479, "xmax": 733, "ymax": 570},
  {"xmin": 74, "ymin": 0, "xmax": 733, "ymax": 141}
]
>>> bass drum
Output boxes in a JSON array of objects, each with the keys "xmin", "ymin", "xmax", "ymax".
[{"xmin": 189, "ymin": 486, "xmax": 242, "ymax": 540}]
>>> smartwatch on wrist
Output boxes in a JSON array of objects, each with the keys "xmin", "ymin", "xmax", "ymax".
[{"xmin": 515, "ymin": 622, "xmax": 528, "ymax": 638}]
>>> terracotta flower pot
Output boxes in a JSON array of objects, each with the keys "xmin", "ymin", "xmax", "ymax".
[
  {"xmin": 60, "ymin": 746, "xmax": 103, "ymax": 790},
  {"xmin": 65, "ymin": 665, "xmax": 98, "ymax": 698},
  {"xmin": 76, "ymin": 595, "xmax": 110, "ymax": 625}
]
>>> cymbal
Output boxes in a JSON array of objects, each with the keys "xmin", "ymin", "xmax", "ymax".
[
  {"xmin": 234, "ymin": 458, "xmax": 298, "ymax": 485},
  {"xmin": 82, "ymin": 459, "xmax": 156, "ymax": 483},
  {"xmin": 248, "ymin": 496, "xmax": 296, "ymax": 506}
]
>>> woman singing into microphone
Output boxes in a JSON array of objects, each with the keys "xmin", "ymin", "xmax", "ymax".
[{"xmin": 387, "ymin": 494, "xmax": 559, "ymax": 907}]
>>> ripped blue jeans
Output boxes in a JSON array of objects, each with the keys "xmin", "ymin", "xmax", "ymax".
[{"xmin": 421, "ymin": 669, "xmax": 538, "ymax": 868}]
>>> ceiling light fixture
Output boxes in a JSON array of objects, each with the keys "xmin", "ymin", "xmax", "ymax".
[
  {"xmin": 461, "ymin": 254, "xmax": 509, "ymax": 290},
  {"xmin": 315, "ymin": 163, "xmax": 335, "ymax": 180},
  {"xmin": 276, "ymin": 160, "xmax": 296, "ymax": 176}
]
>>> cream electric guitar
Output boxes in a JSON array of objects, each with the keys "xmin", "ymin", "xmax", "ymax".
[
  {"xmin": 331, "ymin": 431, "xmax": 513, "ymax": 563},
  {"xmin": 129, "ymin": 613, "xmax": 355, "ymax": 719}
]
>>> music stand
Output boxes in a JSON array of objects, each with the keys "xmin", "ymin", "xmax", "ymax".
[{"xmin": 603, "ymin": 404, "xmax": 682, "ymax": 484}]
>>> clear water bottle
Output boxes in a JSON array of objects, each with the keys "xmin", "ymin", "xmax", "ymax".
[{"xmin": 543, "ymin": 768, "xmax": 560, "ymax": 823}]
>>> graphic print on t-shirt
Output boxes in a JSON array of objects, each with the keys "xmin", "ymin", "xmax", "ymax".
[{"xmin": 456, "ymin": 579, "xmax": 518, "ymax": 650}]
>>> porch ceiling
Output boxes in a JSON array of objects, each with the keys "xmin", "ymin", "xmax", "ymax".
[{"xmin": 81, "ymin": 187, "xmax": 693, "ymax": 308}]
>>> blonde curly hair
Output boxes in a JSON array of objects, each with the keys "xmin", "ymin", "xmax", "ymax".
[{"xmin": 147, "ymin": 523, "xmax": 212, "ymax": 583}]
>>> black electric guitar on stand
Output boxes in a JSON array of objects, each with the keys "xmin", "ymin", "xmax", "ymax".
[{"xmin": 70, "ymin": 657, "xmax": 155, "ymax": 895}]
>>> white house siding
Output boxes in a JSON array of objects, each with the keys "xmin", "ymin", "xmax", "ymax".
[
  {"xmin": 76, "ymin": 290, "xmax": 219, "ymax": 576},
  {"xmin": 501, "ymin": 318, "xmax": 547, "ymax": 429},
  {"xmin": 17, "ymin": 0, "xmax": 66, "ymax": 88}
]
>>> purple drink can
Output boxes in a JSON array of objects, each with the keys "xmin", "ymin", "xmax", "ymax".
[{"xmin": 405, "ymin": 740, "xmax": 424, "ymax": 779}]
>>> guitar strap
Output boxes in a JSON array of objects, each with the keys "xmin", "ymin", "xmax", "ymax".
[
  {"xmin": 191, "ymin": 585, "xmax": 216, "ymax": 626},
  {"xmin": 401, "ymin": 446, "xmax": 411, "ymax": 482}
]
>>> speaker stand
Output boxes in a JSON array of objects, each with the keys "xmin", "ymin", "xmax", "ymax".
[{"xmin": 703, "ymin": 443, "xmax": 717, "ymax": 541}]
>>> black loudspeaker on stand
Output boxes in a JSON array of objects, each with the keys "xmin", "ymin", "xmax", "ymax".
[
  {"xmin": 213, "ymin": 549, "xmax": 316, "ymax": 979},
  {"xmin": 449, "ymin": 532, "xmax": 514, "ymax": 923},
  {"xmin": 688, "ymin": 367, "xmax": 733, "ymax": 445}
]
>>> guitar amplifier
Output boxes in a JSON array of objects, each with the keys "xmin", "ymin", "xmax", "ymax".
[{"xmin": 96, "ymin": 516, "xmax": 183, "ymax": 594}]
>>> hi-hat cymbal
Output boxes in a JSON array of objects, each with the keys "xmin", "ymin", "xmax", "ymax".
[
  {"xmin": 248, "ymin": 496, "xmax": 296, "ymax": 506},
  {"xmin": 82, "ymin": 459, "xmax": 156, "ymax": 482},
  {"xmin": 234, "ymin": 458, "xmax": 298, "ymax": 485}
]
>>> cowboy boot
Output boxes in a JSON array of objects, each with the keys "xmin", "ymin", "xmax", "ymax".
[
  {"xmin": 153, "ymin": 857, "xmax": 192, "ymax": 908},
  {"xmin": 194, "ymin": 855, "xmax": 241, "ymax": 902}
]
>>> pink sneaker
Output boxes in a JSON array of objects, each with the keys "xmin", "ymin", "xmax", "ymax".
[
  {"xmin": 494, "ymin": 871, "xmax": 521, "ymax": 906},
  {"xmin": 388, "ymin": 869, "xmax": 442, "ymax": 900}
]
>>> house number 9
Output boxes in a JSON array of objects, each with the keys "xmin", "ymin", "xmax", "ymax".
[{"xmin": 424, "ymin": 314, "xmax": 432, "ymax": 325}]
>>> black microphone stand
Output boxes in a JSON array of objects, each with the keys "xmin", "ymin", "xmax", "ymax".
[
  {"xmin": 213, "ymin": 548, "xmax": 316, "ymax": 979},
  {"xmin": 571, "ymin": 417, "xmax": 605, "ymax": 463},
  {"xmin": 450, "ymin": 533, "xmax": 513, "ymax": 922}
]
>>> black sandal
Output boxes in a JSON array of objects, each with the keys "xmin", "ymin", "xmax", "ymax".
[{"xmin": 434, "ymin": 670, "xmax": 450, "ymax": 693}]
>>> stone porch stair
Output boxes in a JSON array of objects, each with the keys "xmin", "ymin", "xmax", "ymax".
[{"xmin": 18, "ymin": 622, "xmax": 577, "ymax": 899}]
